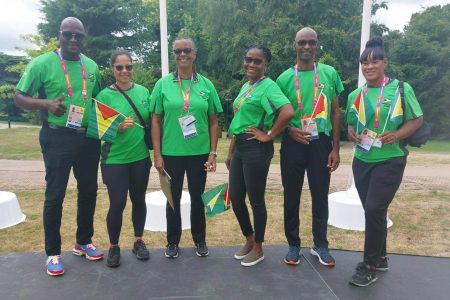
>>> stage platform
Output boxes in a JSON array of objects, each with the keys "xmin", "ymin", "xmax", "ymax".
[{"xmin": 1, "ymin": 245, "xmax": 448, "ymax": 300}]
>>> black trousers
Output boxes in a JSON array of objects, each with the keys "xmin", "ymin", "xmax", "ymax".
[
  {"xmin": 229, "ymin": 135, "xmax": 274, "ymax": 243},
  {"xmin": 353, "ymin": 156, "xmax": 406, "ymax": 266},
  {"xmin": 39, "ymin": 126, "xmax": 100, "ymax": 256},
  {"xmin": 101, "ymin": 157, "xmax": 151, "ymax": 245},
  {"xmin": 280, "ymin": 133, "xmax": 332, "ymax": 248},
  {"xmin": 163, "ymin": 154, "xmax": 209, "ymax": 245}
]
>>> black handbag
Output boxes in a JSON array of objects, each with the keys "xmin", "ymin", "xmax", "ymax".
[
  {"xmin": 399, "ymin": 81, "xmax": 430, "ymax": 148},
  {"xmin": 113, "ymin": 84, "xmax": 153, "ymax": 150}
]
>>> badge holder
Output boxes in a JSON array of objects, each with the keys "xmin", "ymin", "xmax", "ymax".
[
  {"xmin": 357, "ymin": 128, "xmax": 377, "ymax": 153},
  {"xmin": 301, "ymin": 116, "xmax": 319, "ymax": 141},
  {"xmin": 66, "ymin": 104, "xmax": 84, "ymax": 129}
]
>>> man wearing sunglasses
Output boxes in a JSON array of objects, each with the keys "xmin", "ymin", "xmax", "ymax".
[
  {"xmin": 14, "ymin": 17, "xmax": 103, "ymax": 276},
  {"xmin": 276, "ymin": 27, "xmax": 344, "ymax": 267}
]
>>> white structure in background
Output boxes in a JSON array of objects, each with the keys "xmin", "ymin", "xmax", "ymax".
[
  {"xmin": 144, "ymin": 190, "xmax": 191, "ymax": 231},
  {"xmin": 0, "ymin": 191, "xmax": 26, "ymax": 229},
  {"xmin": 160, "ymin": 0, "xmax": 169, "ymax": 77},
  {"xmin": 328, "ymin": 0, "xmax": 393, "ymax": 231}
]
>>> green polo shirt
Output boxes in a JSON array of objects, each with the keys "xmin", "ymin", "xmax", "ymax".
[
  {"xmin": 346, "ymin": 79, "xmax": 423, "ymax": 163},
  {"xmin": 150, "ymin": 72, "xmax": 222, "ymax": 156},
  {"xmin": 229, "ymin": 77, "xmax": 290, "ymax": 135},
  {"xmin": 16, "ymin": 50, "xmax": 101, "ymax": 127},
  {"xmin": 276, "ymin": 63, "xmax": 344, "ymax": 134},
  {"xmin": 96, "ymin": 84, "xmax": 151, "ymax": 164}
]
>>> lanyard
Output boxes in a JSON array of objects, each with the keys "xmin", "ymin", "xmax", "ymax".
[
  {"xmin": 233, "ymin": 76, "xmax": 266, "ymax": 113},
  {"xmin": 177, "ymin": 72, "xmax": 194, "ymax": 112},
  {"xmin": 364, "ymin": 76, "xmax": 388, "ymax": 129},
  {"xmin": 57, "ymin": 49, "xmax": 87, "ymax": 101},
  {"xmin": 293, "ymin": 63, "xmax": 319, "ymax": 111}
]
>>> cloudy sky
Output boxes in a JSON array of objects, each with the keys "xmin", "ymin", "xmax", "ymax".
[{"xmin": 1, "ymin": 0, "xmax": 448, "ymax": 56}]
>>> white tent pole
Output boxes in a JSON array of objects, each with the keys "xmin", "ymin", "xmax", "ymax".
[
  {"xmin": 159, "ymin": 0, "xmax": 169, "ymax": 76},
  {"xmin": 358, "ymin": 0, "xmax": 372, "ymax": 87}
]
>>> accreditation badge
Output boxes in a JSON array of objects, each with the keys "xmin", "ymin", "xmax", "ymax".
[
  {"xmin": 372, "ymin": 138, "xmax": 383, "ymax": 148},
  {"xmin": 66, "ymin": 104, "xmax": 85, "ymax": 129},
  {"xmin": 301, "ymin": 116, "xmax": 319, "ymax": 140},
  {"xmin": 357, "ymin": 128, "xmax": 377, "ymax": 153},
  {"xmin": 178, "ymin": 113, "xmax": 198, "ymax": 139}
]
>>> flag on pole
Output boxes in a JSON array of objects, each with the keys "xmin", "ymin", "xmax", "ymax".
[
  {"xmin": 86, "ymin": 100, "xmax": 124, "ymax": 143},
  {"xmin": 389, "ymin": 88, "xmax": 403, "ymax": 126},
  {"xmin": 349, "ymin": 90, "xmax": 373, "ymax": 134},
  {"xmin": 312, "ymin": 92, "xmax": 329, "ymax": 135},
  {"xmin": 201, "ymin": 183, "xmax": 231, "ymax": 217}
]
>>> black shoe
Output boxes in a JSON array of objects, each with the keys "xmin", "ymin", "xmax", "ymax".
[
  {"xmin": 349, "ymin": 262, "xmax": 378, "ymax": 287},
  {"xmin": 132, "ymin": 240, "xmax": 150, "ymax": 261},
  {"xmin": 106, "ymin": 246, "xmax": 120, "ymax": 268},
  {"xmin": 194, "ymin": 242, "xmax": 209, "ymax": 257},
  {"xmin": 165, "ymin": 243, "xmax": 179, "ymax": 258},
  {"xmin": 375, "ymin": 257, "xmax": 389, "ymax": 271}
]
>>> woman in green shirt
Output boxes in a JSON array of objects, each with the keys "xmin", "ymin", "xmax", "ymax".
[
  {"xmin": 346, "ymin": 37, "xmax": 423, "ymax": 287},
  {"xmin": 97, "ymin": 50, "xmax": 151, "ymax": 268},
  {"xmin": 226, "ymin": 45, "xmax": 294, "ymax": 267},
  {"xmin": 151, "ymin": 37, "xmax": 223, "ymax": 259}
]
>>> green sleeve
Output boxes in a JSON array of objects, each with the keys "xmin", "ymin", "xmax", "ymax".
[
  {"xmin": 403, "ymin": 82, "xmax": 423, "ymax": 120},
  {"xmin": 150, "ymin": 79, "xmax": 163, "ymax": 115},
  {"xmin": 206, "ymin": 80, "xmax": 223, "ymax": 116},
  {"xmin": 16, "ymin": 58, "xmax": 42, "ymax": 96},
  {"xmin": 261, "ymin": 83, "xmax": 290, "ymax": 116},
  {"xmin": 92, "ymin": 66, "xmax": 102, "ymax": 97},
  {"xmin": 334, "ymin": 70, "xmax": 344, "ymax": 97}
]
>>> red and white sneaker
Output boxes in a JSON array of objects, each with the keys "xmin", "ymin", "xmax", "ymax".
[
  {"xmin": 73, "ymin": 243, "xmax": 104, "ymax": 260},
  {"xmin": 46, "ymin": 255, "xmax": 64, "ymax": 276}
]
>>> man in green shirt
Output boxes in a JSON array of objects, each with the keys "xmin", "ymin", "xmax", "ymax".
[
  {"xmin": 276, "ymin": 27, "xmax": 344, "ymax": 267},
  {"xmin": 14, "ymin": 17, "xmax": 103, "ymax": 276}
]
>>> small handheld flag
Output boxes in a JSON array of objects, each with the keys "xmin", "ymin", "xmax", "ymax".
[
  {"xmin": 86, "ymin": 99, "xmax": 124, "ymax": 143},
  {"xmin": 201, "ymin": 183, "xmax": 231, "ymax": 217}
]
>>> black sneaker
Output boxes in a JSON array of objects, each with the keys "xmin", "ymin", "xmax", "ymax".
[
  {"xmin": 194, "ymin": 242, "xmax": 209, "ymax": 257},
  {"xmin": 165, "ymin": 243, "xmax": 179, "ymax": 258},
  {"xmin": 349, "ymin": 262, "xmax": 378, "ymax": 287},
  {"xmin": 375, "ymin": 257, "xmax": 389, "ymax": 271},
  {"xmin": 132, "ymin": 240, "xmax": 150, "ymax": 261},
  {"xmin": 106, "ymin": 246, "xmax": 120, "ymax": 268}
]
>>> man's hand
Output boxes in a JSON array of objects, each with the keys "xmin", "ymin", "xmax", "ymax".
[
  {"xmin": 327, "ymin": 148, "xmax": 340, "ymax": 173},
  {"xmin": 288, "ymin": 127, "xmax": 310, "ymax": 144},
  {"xmin": 47, "ymin": 94, "xmax": 67, "ymax": 116}
]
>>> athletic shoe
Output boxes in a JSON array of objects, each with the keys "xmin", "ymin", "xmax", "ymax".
[
  {"xmin": 194, "ymin": 242, "xmax": 209, "ymax": 257},
  {"xmin": 165, "ymin": 243, "xmax": 179, "ymax": 258},
  {"xmin": 234, "ymin": 243, "xmax": 252, "ymax": 260},
  {"xmin": 310, "ymin": 246, "xmax": 335, "ymax": 267},
  {"xmin": 133, "ymin": 240, "xmax": 150, "ymax": 261},
  {"xmin": 46, "ymin": 255, "xmax": 64, "ymax": 276},
  {"xmin": 106, "ymin": 246, "xmax": 120, "ymax": 268},
  {"xmin": 284, "ymin": 245, "xmax": 301, "ymax": 265},
  {"xmin": 73, "ymin": 243, "xmax": 104, "ymax": 260},
  {"xmin": 375, "ymin": 257, "xmax": 389, "ymax": 271},
  {"xmin": 241, "ymin": 249, "xmax": 264, "ymax": 267},
  {"xmin": 349, "ymin": 262, "xmax": 378, "ymax": 287}
]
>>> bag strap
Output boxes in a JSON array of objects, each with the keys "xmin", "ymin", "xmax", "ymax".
[
  {"xmin": 113, "ymin": 83, "xmax": 146, "ymax": 128},
  {"xmin": 398, "ymin": 80, "xmax": 406, "ymax": 124}
]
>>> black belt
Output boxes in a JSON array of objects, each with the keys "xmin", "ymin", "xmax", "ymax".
[{"xmin": 44, "ymin": 123, "xmax": 86, "ymax": 134}]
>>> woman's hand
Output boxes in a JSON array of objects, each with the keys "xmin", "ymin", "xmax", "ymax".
[
  {"xmin": 347, "ymin": 125, "xmax": 360, "ymax": 143},
  {"xmin": 379, "ymin": 131, "xmax": 398, "ymax": 145},
  {"xmin": 204, "ymin": 155, "xmax": 217, "ymax": 172},
  {"xmin": 154, "ymin": 154, "xmax": 164, "ymax": 175},
  {"xmin": 119, "ymin": 117, "xmax": 134, "ymax": 132},
  {"xmin": 245, "ymin": 126, "xmax": 272, "ymax": 142}
]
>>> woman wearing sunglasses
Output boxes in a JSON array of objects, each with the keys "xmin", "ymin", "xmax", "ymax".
[
  {"xmin": 95, "ymin": 49, "xmax": 152, "ymax": 267},
  {"xmin": 346, "ymin": 37, "xmax": 423, "ymax": 287},
  {"xmin": 226, "ymin": 45, "xmax": 294, "ymax": 266},
  {"xmin": 150, "ymin": 37, "xmax": 222, "ymax": 259}
]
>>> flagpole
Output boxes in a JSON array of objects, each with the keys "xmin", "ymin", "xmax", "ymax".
[{"xmin": 160, "ymin": 0, "xmax": 169, "ymax": 76}]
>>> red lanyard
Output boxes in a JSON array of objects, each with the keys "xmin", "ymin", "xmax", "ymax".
[
  {"xmin": 57, "ymin": 49, "xmax": 87, "ymax": 101},
  {"xmin": 293, "ymin": 63, "xmax": 319, "ymax": 111},
  {"xmin": 177, "ymin": 72, "xmax": 194, "ymax": 111},
  {"xmin": 233, "ymin": 76, "xmax": 266, "ymax": 113},
  {"xmin": 364, "ymin": 76, "xmax": 388, "ymax": 129}
]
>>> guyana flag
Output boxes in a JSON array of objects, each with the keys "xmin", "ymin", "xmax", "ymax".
[
  {"xmin": 86, "ymin": 100, "xmax": 123, "ymax": 143},
  {"xmin": 389, "ymin": 88, "xmax": 404, "ymax": 126},
  {"xmin": 348, "ymin": 90, "xmax": 373, "ymax": 134},
  {"xmin": 311, "ymin": 91, "xmax": 329, "ymax": 135},
  {"xmin": 201, "ymin": 183, "xmax": 231, "ymax": 217}
]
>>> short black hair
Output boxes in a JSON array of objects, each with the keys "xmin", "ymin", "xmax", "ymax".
[
  {"xmin": 246, "ymin": 45, "xmax": 272, "ymax": 63},
  {"xmin": 172, "ymin": 36, "xmax": 197, "ymax": 51},
  {"xmin": 110, "ymin": 49, "xmax": 133, "ymax": 65},
  {"xmin": 360, "ymin": 36, "xmax": 386, "ymax": 63}
]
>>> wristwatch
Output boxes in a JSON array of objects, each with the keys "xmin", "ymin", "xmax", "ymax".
[
  {"xmin": 209, "ymin": 151, "xmax": 217, "ymax": 157},
  {"xmin": 267, "ymin": 130, "xmax": 274, "ymax": 139}
]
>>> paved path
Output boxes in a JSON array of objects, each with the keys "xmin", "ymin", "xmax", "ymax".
[{"xmin": 1, "ymin": 159, "xmax": 449, "ymax": 192}]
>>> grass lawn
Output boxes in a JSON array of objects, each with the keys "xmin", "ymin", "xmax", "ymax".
[{"xmin": 0, "ymin": 188, "xmax": 449, "ymax": 257}]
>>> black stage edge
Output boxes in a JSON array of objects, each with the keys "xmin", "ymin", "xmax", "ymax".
[{"xmin": 1, "ymin": 245, "xmax": 449, "ymax": 300}]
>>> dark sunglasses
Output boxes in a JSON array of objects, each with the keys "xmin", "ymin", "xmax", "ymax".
[
  {"xmin": 60, "ymin": 31, "xmax": 85, "ymax": 41},
  {"xmin": 114, "ymin": 64, "xmax": 133, "ymax": 71},
  {"xmin": 296, "ymin": 39, "xmax": 318, "ymax": 47},
  {"xmin": 244, "ymin": 57, "xmax": 264, "ymax": 65},
  {"xmin": 173, "ymin": 48, "xmax": 193, "ymax": 55}
]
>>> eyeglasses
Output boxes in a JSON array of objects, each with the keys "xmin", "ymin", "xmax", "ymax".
[
  {"xmin": 361, "ymin": 60, "xmax": 382, "ymax": 67},
  {"xmin": 60, "ymin": 31, "xmax": 85, "ymax": 41},
  {"xmin": 244, "ymin": 57, "xmax": 264, "ymax": 65},
  {"xmin": 114, "ymin": 64, "xmax": 133, "ymax": 71},
  {"xmin": 173, "ymin": 48, "xmax": 193, "ymax": 55},
  {"xmin": 296, "ymin": 39, "xmax": 318, "ymax": 47}
]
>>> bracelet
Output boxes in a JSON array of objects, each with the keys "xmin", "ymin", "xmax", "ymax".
[
  {"xmin": 267, "ymin": 130, "xmax": 274, "ymax": 139},
  {"xmin": 209, "ymin": 151, "xmax": 217, "ymax": 157}
]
